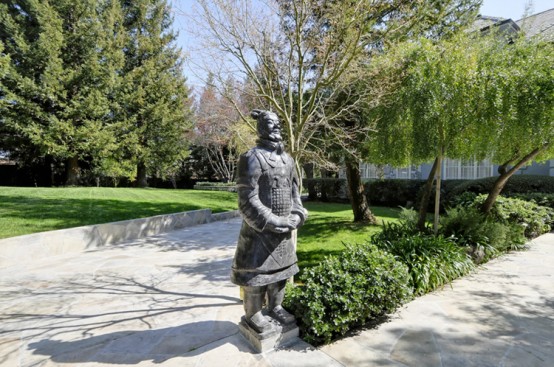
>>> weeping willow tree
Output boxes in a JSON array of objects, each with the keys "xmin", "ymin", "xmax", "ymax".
[
  {"xmin": 367, "ymin": 32, "xmax": 486, "ymax": 232},
  {"xmin": 366, "ymin": 27, "xmax": 553, "ymax": 231}
]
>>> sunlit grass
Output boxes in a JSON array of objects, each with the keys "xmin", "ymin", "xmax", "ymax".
[
  {"xmin": 0, "ymin": 186, "xmax": 238, "ymax": 239},
  {"xmin": 297, "ymin": 202, "xmax": 400, "ymax": 274},
  {"xmin": 0, "ymin": 187, "xmax": 398, "ymax": 273}
]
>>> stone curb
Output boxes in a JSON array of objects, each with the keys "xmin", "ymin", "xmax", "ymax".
[{"xmin": 0, "ymin": 209, "xmax": 240, "ymax": 268}]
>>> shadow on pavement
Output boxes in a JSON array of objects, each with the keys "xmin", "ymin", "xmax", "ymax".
[
  {"xmin": 0, "ymin": 273, "xmax": 244, "ymax": 365},
  {"xmin": 28, "ymin": 320, "xmax": 247, "ymax": 364}
]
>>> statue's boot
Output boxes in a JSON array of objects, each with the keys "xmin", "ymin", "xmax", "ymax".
[
  {"xmin": 247, "ymin": 311, "xmax": 273, "ymax": 333},
  {"xmin": 267, "ymin": 280, "xmax": 295, "ymax": 324},
  {"xmin": 243, "ymin": 286, "xmax": 273, "ymax": 333},
  {"xmin": 269, "ymin": 305, "xmax": 295, "ymax": 324}
]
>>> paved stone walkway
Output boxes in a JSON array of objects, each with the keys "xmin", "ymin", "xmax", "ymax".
[{"xmin": 0, "ymin": 218, "xmax": 552, "ymax": 366}]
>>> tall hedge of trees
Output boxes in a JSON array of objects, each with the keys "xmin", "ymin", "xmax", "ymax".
[{"xmin": 0, "ymin": 0, "xmax": 192, "ymax": 187}]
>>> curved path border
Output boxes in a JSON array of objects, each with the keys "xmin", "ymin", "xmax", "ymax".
[{"xmin": 0, "ymin": 209, "xmax": 240, "ymax": 268}]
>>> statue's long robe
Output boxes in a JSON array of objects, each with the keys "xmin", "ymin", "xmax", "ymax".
[{"xmin": 231, "ymin": 145, "xmax": 306, "ymax": 287}]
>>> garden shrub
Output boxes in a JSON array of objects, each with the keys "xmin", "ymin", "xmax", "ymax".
[
  {"xmin": 283, "ymin": 243, "xmax": 412, "ymax": 345},
  {"xmin": 194, "ymin": 181, "xmax": 235, "ymax": 187},
  {"xmin": 193, "ymin": 181, "xmax": 237, "ymax": 192},
  {"xmin": 439, "ymin": 206, "xmax": 526, "ymax": 260},
  {"xmin": 372, "ymin": 216, "xmax": 420, "ymax": 243},
  {"xmin": 303, "ymin": 178, "xmax": 348, "ymax": 202},
  {"xmin": 446, "ymin": 191, "xmax": 478, "ymax": 209},
  {"xmin": 413, "ymin": 179, "xmax": 469, "ymax": 213},
  {"xmin": 372, "ymin": 224, "xmax": 475, "ymax": 296},
  {"xmin": 397, "ymin": 207, "xmax": 422, "ymax": 230},
  {"xmin": 365, "ymin": 179, "xmax": 426, "ymax": 207},
  {"xmin": 508, "ymin": 192, "xmax": 554, "ymax": 209},
  {"xmin": 470, "ymin": 194, "xmax": 553, "ymax": 238},
  {"xmin": 444, "ymin": 175, "xmax": 554, "ymax": 208}
]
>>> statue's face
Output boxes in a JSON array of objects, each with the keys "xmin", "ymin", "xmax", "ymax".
[{"xmin": 258, "ymin": 113, "xmax": 282, "ymax": 142}]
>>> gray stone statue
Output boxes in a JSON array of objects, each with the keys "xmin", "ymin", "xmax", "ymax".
[{"xmin": 231, "ymin": 109, "xmax": 308, "ymax": 334}]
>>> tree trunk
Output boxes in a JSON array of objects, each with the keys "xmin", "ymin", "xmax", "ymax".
[
  {"xmin": 65, "ymin": 157, "xmax": 80, "ymax": 186},
  {"xmin": 303, "ymin": 163, "xmax": 316, "ymax": 200},
  {"xmin": 482, "ymin": 145, "xmax": 548, "ymax": 213},
  {"xmin": 433, "ymin": 152, "xmax": 443, "ymax": 235},
  {"xmin": 345, "ymin": 159, "xmax": 377, "ymax": 224},
  {"xmin": 136, "ymin": 161, "xmax": 148, "ymax": 188},
  {"xmin": 417, "ymin": 156, "xmax": 439, "ymax": 232}
]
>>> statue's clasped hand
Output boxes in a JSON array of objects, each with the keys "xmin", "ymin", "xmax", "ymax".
[{"xmin": 265, "ymin": 214, "xmax": 301, "ymax": 233}]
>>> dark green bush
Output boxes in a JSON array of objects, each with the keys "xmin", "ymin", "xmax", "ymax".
[
  {"xmin": 415, "ymin": 179, "xmax": 470, "ymax": 212},
  {"xmin": 365, "ymin": 179, "xmax": 426, "ymax": 207},
  {"xmin": 194, "ymin": 181, "xmax": 235, "ymax": 187},
  {"xmin": 508, "ymin": 192, "xmax": 554, "ymax": 209},
  {"xmin": 470, "ymin": 194, "xmax": 553, "ymax": 238},
  {"xmin": 445, "ymin": 175, "xmax": 554, "ymax": 208},
  {"xmin": 439, "ymin": 206, "xmax": 526, "ymax": 259},
  {"xmin": 372, "ymin": 224, "xmax": 475, "ymax": 296},
  {"xmin": 446, "ymin": 191, "xmax": 478, "ymax": 209},
  {"xmin": 283, "ymin": 243, "xmax": 412, "ymax": 345},
  {"xmin": 303, "ymin": 178, "xmax": 348, "ymax": 202}
]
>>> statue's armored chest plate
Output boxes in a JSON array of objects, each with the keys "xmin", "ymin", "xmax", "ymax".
[{"xmin": 256, "ymin": 150, "xmax": 292, "ymax": 216}]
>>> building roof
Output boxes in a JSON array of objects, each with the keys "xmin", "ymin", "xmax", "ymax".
[
  {"xmin": 0, "ymin": 158, "xmax": 16, "ymax": 166},
  {"xmin": 516, "ymin": 8, "xmax": 554, "ymax": 40},
  {"xmin": 474, "ymin": 15, "xmax": 506, "ymax": 29}
]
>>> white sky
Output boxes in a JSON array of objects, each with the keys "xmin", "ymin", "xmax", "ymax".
[
  {"xmin": 174, "ymin": 0, "xmax": 554, "ymax": 89},
  {"xmin": 479, "ymin": 0, "xmax": 553, "ymax": 20}
]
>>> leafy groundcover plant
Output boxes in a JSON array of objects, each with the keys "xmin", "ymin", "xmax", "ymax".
[
  {"xmin": 284, "ymin": 243, "xmax": 412, "ymax": 345},
  {"xmin": 371, "ymin": 222, "xmax": 475, "ymax": 296},
  {"xmin": 471, "ymin": 195, "xmax": 553, "ymax": 239},
  {"xmin": 440, "ymin": 205, "xmax": 526, "ymax": 261}
]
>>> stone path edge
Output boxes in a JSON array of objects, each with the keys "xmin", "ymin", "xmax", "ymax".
[{"xmin": 0, "ymin": 208, "xmax": 240, "ymax": 268}]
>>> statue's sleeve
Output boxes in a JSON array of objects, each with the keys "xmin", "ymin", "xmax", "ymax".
[
  {"xmin": 290, "ymin": 158, "xmax": 308, "ymax": 226},
  {"xmin": 237, "ymin": 151, "xmax": 277, "ymax": 232}
]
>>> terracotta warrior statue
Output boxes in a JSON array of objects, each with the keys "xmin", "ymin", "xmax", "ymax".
[{"xmin": 231, "ymin": 109, "xmax": 308, "ymax": 334}]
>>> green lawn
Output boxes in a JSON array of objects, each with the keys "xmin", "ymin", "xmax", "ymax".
[
  {"xmin": 0, "ymin": 186, "xmax": 238, "ymax": 239},
  {"xmin": 0, "ymin": 187, "xmax": 399, "ymax": 274},
  {"xmin": 297, "ymin": 202, "xmax": 400, "ymax": 274}
]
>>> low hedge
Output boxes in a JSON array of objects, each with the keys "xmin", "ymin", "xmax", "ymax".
[
  {"xmin": 304, "ymin": 175, "xmax": 554, "ymax": 212},
  {"xmin": 366, "ymin": 179, "xmax": 426, "ymax": 207},
  {"xmin": 303, "ymin": 178, "xmax": 348, "ymax": 202},
  {"xmin": 444, "ymin": 175, "xmax": 554, "ymax": 208},
  {"xmin": 303, "ymin": 178, "xmax": 473, "ymax": 209},
  {"xmin": 284, "ymin": 243, "xmax": 412, "ymax": 345},
  {"xmin": 193, "ymin": 181, "xmax": 237, "ymax": 192},
  {"xmin": 194, "ymin": 181, "xmax": 235, "ymax": 187}
]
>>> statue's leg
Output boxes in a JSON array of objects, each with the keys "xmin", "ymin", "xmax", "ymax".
[
  {"xmin": 243, "ymin": 285, "xmax": 273, "ymax": 333},
  {"xmin": 267, "ymin": 280, "xmax": 295, "ymax": 324}
]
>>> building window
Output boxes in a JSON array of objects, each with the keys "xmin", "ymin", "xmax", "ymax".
[
  {"xmin": 442, "ymin": 158, "xmax": 493, "ymax": 179},
  {"xmin": 360, "ymin": 163, "xmax": 382, "ymax": 179},
  {"xmin": 390, "ymin": 166, "xmax": 411, "ymax": 179}
]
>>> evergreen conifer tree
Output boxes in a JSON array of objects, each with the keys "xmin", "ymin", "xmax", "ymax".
[
  {"xmin": 0, "ymin": 0, "xmax": 130, "ymax": 185},
  {"xmin": 1, "ymin": 0, "xmax": 191, "ymax": 186},
  {"xmin": 120, "ymin": 0, "xmax": 191, "ymax": 187}
]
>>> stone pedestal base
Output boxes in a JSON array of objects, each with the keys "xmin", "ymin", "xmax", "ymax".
[{"xmin": 238, "ymin": 316, "xmax": 300, "ymax": 353}]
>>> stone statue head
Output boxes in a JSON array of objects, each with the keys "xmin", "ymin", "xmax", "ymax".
[{"xmin": 251, "ymin": 110, "xmax": 282, "ymax": 142}]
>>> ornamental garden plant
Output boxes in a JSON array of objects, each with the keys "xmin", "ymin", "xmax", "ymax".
[{"xmin": 285, "ymin": 193, "xmax": 553, "ymax": 345}]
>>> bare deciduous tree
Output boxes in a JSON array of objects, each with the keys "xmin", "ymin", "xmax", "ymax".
[
  {"xmin": 193, "ymin": 75, "xmax": 255, "ymax": 182},
  {"xmin": 184, "ymin": 0, "xmax": 406, "ymax": 170},
  {"xmin": 180, "ymin": 0, "xmax": 480, "ymax": 222}
]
